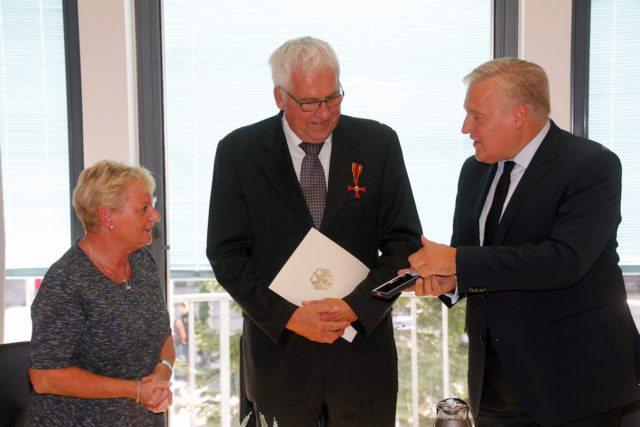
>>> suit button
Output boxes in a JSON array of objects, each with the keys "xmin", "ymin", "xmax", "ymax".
[{"xmin": 479, "ymin": 336, "xmax": 485, "ymax": 344}]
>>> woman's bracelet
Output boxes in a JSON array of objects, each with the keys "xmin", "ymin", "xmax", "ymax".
[
  {"xmin": 157, "ymin": 359, "xmax": 173, "ymax": 374},
  {"xmin": 136, "ymin": 380, "xmax": 140, "ymax": 403}
]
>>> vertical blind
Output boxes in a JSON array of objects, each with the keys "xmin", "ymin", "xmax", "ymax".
[
  {"xmin": 162, "ymin": 0, "xmax": 491, "ymax": 272},
  {"xmin": 0, "ymin": 0, "xmax": 70, "ymax": 271},
  {"xmin": 589, "ymin": 0, "xmax": 640, "ymax": 266}
]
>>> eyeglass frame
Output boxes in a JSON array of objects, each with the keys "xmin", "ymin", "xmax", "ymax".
[{"xmin": 281, "ymin": 82, "xmax": 345, "ymax": 113}]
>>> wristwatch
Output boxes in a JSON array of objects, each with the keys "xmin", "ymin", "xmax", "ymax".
[{"xmin": 157, "ymin": 359, "xmax": 173, "ymax": 373}]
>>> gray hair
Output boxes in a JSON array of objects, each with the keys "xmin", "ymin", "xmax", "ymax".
[
  {"xmin": 269, "ymin": 36, "xmax": 340, "ymax": 90},
  {"xmin": 463, "ymin": 58, "xmax": 550, "ymax": 121}
]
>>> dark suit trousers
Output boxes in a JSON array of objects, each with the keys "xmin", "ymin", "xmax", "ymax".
[
  {"xmin": 477, "ymin": 335, "xmax": 622, "ymax": 427},
  {"xmin": 252, "ymin": 357, "xmax": 396, "ymax": 427}
]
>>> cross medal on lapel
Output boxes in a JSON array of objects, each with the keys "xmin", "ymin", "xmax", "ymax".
[{"xmin": 348, "ymin": 163, "xmax": 366, "ymax": 198}]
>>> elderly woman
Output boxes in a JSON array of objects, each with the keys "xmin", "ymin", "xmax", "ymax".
[{"xmin": 27, "ymin": 160, "xmax": 175, "ymax": 426}]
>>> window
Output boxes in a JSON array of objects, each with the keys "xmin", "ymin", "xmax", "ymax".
[
  {"xmin": 587, "ymin": 0, "xmax": 640, "ymax": 332},
  {"xmin": 162, "ymin": 1, "xmax": 490, "ymax": 425},
  {"xmin": 589, "ymin": 0, "xmax": 640, "ymax": 267},
  {"xmin": 164, "ymin": 2, "xmax": 489, "ymax": 271},
  {"xmin": 0, "ymin": 0, "xmax": 70, "ymax": 342}
]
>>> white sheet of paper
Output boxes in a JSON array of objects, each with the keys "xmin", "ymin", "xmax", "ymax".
[{"xmin": 269, "ymin": 228, "xmax": 370, "ymax": 342}]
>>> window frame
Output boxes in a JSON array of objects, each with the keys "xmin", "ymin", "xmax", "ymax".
[
  {"xmin": 495, "ymin": 0, "xmax": 519, "ymax": 58},
  {"xmin": 570, "ymin": 0, "xmax": 590, "ymax": 138},
  {"xmin": 63, "ymin": 0, "xmax": 86, "ymax": 243},
  {"xmin": 134, "ymin": 0, "xmax": 169, "ymax": 295}
]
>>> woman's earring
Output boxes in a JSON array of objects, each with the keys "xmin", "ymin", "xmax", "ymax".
[{"xmin": 109, "ymin": 225, "xmax": 114, "ymax": 230}]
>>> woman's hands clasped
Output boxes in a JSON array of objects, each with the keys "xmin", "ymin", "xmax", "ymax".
[{"xmin": 137, "ymin": 374, "xmax": 173, "ymax": 413}]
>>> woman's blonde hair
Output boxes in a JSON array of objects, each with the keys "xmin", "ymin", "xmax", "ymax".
[{"xmin": 72, "ymin": 160, "xmax": 155, "ymax": 232}]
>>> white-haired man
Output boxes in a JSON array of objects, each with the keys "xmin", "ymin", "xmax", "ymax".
[{"xmin": 207, "ymin": 36, "xmax": 422, "ymax": 426}]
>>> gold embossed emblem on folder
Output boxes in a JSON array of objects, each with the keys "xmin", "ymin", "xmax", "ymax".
[{"xmin": 310, "ymin": 268, "xmax": 334, "ymax": 290}]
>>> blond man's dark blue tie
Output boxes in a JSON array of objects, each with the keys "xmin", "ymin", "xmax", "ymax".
[{"xmin": 484, "ymin": 160, "xmax": 515, "ymax": 246}]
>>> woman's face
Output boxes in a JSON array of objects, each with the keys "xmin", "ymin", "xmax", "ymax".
[{"xmin": 110, "ymin": 182, "xmax": 160, "ymax": 251}]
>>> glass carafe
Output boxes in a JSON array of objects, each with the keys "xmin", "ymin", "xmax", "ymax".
[{"xmin": 434, "ymin": 397, "xmax": 472, "ymax": 426}]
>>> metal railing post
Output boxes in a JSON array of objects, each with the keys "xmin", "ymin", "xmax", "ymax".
[
  {"xmin": 410, "ymin": 296, "xmax": 419, "ymax": 427},
  {"xmin": 220, "ymin": 298, "xmax": 231, "ymax": 427},
  {"xmin": 187, "ymin": 301, "xmax": 196, "ymax": 427},
  {"xmin": 442, "ymin": 303, "xmax": 450, "ymax": 398}
]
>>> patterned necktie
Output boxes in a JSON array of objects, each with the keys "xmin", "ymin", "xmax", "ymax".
[
  {"xmin": 483, "ymin": 160, "xmax": 515, "ymax": 246},
  {"xmin": 299, "ymin": 142, "xmax": 326, "ymax": 229}
]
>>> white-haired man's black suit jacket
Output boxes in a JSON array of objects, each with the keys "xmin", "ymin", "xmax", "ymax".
[
  {"xmin": 448, "ymin": 120, "xmax": 640, "ymax": 426},
  {"xmin": 207, "ymin": 112, "xmax": 421, "ymax": 409}
]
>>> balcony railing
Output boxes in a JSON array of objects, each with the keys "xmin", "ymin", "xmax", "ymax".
[
  {"xmin": 166, "ymin": 273, "xmax": 640, "ymax": 427},
  {"xmin": 168, "ymin": 288, "xmax": 461, "ymax": 427},
  {"xmin": 4, "ymin": 273, "xmax": 640, "ymax": 426}
]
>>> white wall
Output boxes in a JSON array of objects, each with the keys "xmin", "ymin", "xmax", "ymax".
[
  {"xmin": 76, "ymin": 1, "xmax": 575, "ymax": 162},
  {"xmin": 77, "ymin": 0, "xmax": 138, "ymax": 167},
  {"xmin": 519, "ymin": 0, "xmax": 573, "ymax": 130}
]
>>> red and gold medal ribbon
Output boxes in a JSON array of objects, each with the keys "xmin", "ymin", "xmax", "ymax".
[{"xmin": 348, "ymin": 163, "xmax": 366, "ymax": 198}]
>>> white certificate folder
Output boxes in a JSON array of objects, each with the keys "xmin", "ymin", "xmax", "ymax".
[{"xmin": 269, "ymin": 228, "xmax": 370, "ymax": 342}]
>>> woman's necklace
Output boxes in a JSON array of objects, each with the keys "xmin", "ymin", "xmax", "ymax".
[{"xmin": 84, "ymin": 237, "xmax": 131, "ymax": 290}]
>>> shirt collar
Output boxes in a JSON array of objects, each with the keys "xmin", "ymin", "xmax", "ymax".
[
  {"xmin": 281, "ymin": 113, "xmax": 333, "ymax": 154},
  {"xmin": 510, "ymin": 120, "xmax": 550, "ymax": 169}
]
